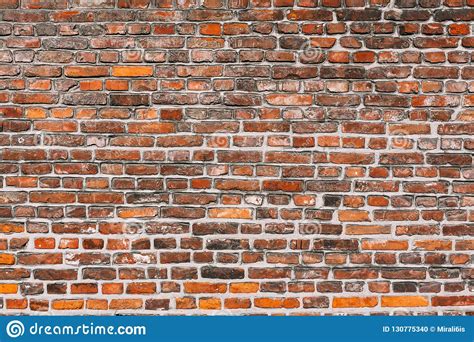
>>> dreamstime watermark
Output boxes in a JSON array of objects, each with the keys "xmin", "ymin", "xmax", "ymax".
[
  {"xmin": 101, "ymin": 220, "xmax": 327, "ymax": 241},
  {"xmin": 300, "ymin": 40, "xmax": 324, "ymax": 64},
  {"xmin": 207, "ymin": 134, "xmax": 229, "ymax": 148},
  {"xmin": 6, "ymin": 321, "xmax": 24, "ymax": 338},
  {"xmin": 38, "ymin": 132, "xmax": 107, "ymax": 174},
  {"xmin": 266, "ymin": 220, "xmax": 326, "ymax": 235},
  {"xmin": 390, "ymin": 128, "xmax": 413, "ymax": 149},
  {"xmin": 299, "ymin": 221, "xmax": 324, "ymax": 235},
  {"xmin": 5, "ymin": 320, "xmax": 146, "ymax": 338}
]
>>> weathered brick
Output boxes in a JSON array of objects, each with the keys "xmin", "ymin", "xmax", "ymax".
[{"xmin": 0, "ymin": 1, "xmax": 471, "ymax": 316}]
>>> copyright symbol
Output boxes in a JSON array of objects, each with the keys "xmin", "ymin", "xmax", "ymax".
[
  {"xmin": 6, "ymin": 320, "xmax": 24, "ymax": 338},
  {"xmin": 430, "ymin": 326, "xmax": 436, "ymax": 332}
]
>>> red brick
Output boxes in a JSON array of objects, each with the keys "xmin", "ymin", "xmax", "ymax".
[{"xmin": 0, "ymin": 2, "xmax": 471, "ymax": 316}]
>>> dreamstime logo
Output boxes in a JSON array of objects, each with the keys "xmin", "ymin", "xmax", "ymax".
[
  {"xmin": 390, "ymin": 128, "xmax": 412, "ymax": 149},
  {"xmin": 41, "ymin": 132, "xmax": 59, "ymax": 146},
  {"xmin": 207, "ymin": 134, "xmax": 229, "ymax": 148},
  {"xmin": 300, "ymin": 41, "xmax": 324, "ymax": 64},
  {"xmin": 125, "ymin": 41, "xmax": 146, "ymax": 63},
  {"xmin": 6, "ymin": 320, "xmax": 25, "ymax": 338},
  {"xmin": 122, "ymin": 222, "xmax": 146, "ymax": 235},
  {"xmin": 299, "ymin": 222, "xmax": 323, "ymax": 235}
]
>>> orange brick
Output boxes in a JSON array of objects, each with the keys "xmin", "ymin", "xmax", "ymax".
[
  {"xmin": 338, "ymin": 210, "xmax": 370, "ymax": 222},
  {"xmin": 199, "ymin": 298, "xmax": 221, "ymax": 310},
  {"xmin": 208, "ymin": 208, "xmax": 252, "ymax": 219},
  {"xmin": 87, "ymin": 299, "xmax": 108, "ymax": 310},
  {"xmin": 254, "ymin": 298, "xmax": 299, "ymax": 309},
  {"xmin": 381, "ymin": 296, "xmax": 428, "ymax": 307},
  {"xmin": 6, "ymin": 299, "xmax": 28, "ymax": 309},
  {"xmin": 0, "ymin": 284, "xmax": 18, "ymax": 294},
  {"xmin": 126, "ymin": 282, "xmax": 156, "ymax": 294},
  {"xmin": 200, "ymin": 23, "xmax": 222, "ymax": 36},
  {"xmin": 80, "ymin": 80, "xmax": 103, "ymax": 91},
  {"xmin": 414, "ymin": 240, "xmax": 452, "ymax": 251},
  {"xmin": 0, "ymin": 253, "xmax": 15, "ymax": 265},
  {"xmin": 25, "ymin": 107, "xmax": 47, "ymax": 119},
  {"xmin": 109, "ymin": 299, "xmax": 143, "ymax": 310},
  {"xmin": 64, "ymin": 66, "xmax": 109, "ymax": 77},
  {"xmin": 333, "ymin": 297, "xmax": 378, "ymax": 308},
  {"xmin": 34, "ymin": 238, "xmax": 55, "ymax": 249},
  {"xmin": 118, "ymin": 207, "xmax": 158, "ymax": 218},
  {"xmin": 230, "ymin": 282, "xmax": 259, "ymax": 293},
  {"xmin": 362, "ymin": 240, "xmax": 409, "ymax": 250},
  {"xmin": 106, "ymin": 79, "xmax": 129, "ymax": 90},
  {"xmin": 176, "ymin": 297, "xmax": 196, "ymax": 310},
  {"xmin": 112, "ymin": 66, "xmax": 154, "ymax": 77},
  {"xmin": 52, "ymin": 300, "xmax": 84, "ymax": 310},
  {"xmin": 102, "ymin": 283, "xmax": 124, "ymax": 294},
  {"xmin": 224, "ymin": 298, "xmax": 251, "ymax": 309},
  {"xmin": 184, "ymin": 282, "xmax": 227, "ymax": 294}
]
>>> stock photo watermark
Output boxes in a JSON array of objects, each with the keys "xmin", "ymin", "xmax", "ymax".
[{"xmin": 5, "ymin": 320, "xmax": 146, "ymax": 338}]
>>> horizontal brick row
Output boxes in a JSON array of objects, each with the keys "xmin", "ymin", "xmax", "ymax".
[{"xmin": 1, "ymin": 295, "xmax": 473, "ymax": 312}]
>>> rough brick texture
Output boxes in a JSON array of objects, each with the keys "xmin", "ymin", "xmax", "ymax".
[{"xmin": 0, "ymin": 0, "xmax": 473, "ymax": 315}]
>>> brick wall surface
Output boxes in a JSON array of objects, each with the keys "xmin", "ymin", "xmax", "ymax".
[{"xmin": 0, "ymin": 0, "xmax": 473, "ymax": 315}]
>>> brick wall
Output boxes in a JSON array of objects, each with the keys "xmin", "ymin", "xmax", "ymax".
[{"xmin": 0, "ymin": 0, "xmax": 473, "ymax": 315}]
